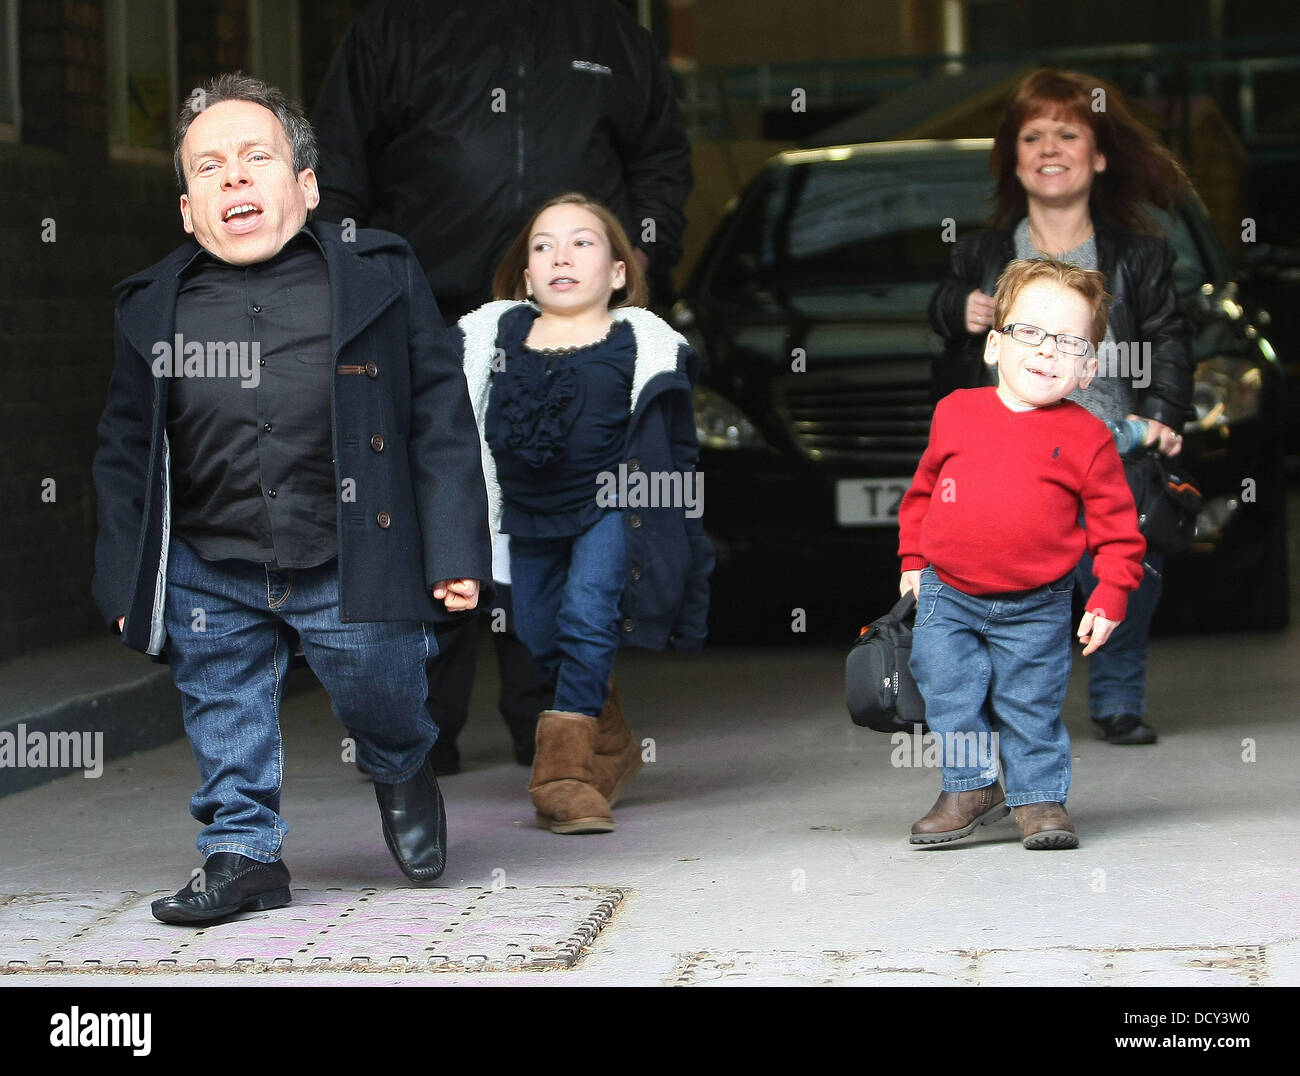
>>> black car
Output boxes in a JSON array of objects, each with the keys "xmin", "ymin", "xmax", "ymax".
[{"xmin": 676, "ymin": 140, "xmax": 1288, "ymax": 639}]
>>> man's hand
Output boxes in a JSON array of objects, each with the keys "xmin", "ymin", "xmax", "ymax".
[
  {"xmin": 899, "ymin": 570, "xmax": 922, "ymax": 601},
  {"xmin": 1077, "ymin": 609, "xmax": 1119, "ymax": 656},
  {"xmin": 433, "ymin": 579, "xmax": 479, "ymax": 612},
  {"xmin": 965, "ymin": 289, "xmax": 996, "ymax": 334}
]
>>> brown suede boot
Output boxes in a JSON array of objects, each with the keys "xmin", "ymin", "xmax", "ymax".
[
  {"xmin": 1013, "ymin": 801, "xmax": 1079, "ymax": 850},
  {"xmin": 529, "ymin": 711, "xmax": 615, "ymax": 834},
  {"xmin": 592, "ymin": 678, "xmax": 643, "ymax": 807},
  {"xmin": 909, "ymin": 783, "xmax": 1008, "ymax": 845}
]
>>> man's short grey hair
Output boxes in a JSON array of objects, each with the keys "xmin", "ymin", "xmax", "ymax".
[{"xmin": 173, "ymin": 72, "xmax": 318, "ymax": 193}]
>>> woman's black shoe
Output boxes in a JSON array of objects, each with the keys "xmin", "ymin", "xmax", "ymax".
[{"xmin": 1096, "ymin": 713, "xmax": 1158, "ymax": 745}]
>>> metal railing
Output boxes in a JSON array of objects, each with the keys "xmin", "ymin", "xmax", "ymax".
[{"xmin": 678, "ymin": 36, "xmax": 1300, "ymax": 146}]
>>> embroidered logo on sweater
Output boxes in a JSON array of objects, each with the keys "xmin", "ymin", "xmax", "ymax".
[
  {"xmin": 1052, "ymin": 446, "xmax": 1060, "ymax": 458},
  {"xmin": 572, "ymin": 59, "xmax": 613, "ymax": 76}
]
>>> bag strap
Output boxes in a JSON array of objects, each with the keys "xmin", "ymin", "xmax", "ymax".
[{"xmin": 890, "ymin": 590, "xmax": 917, "ymax": 620}]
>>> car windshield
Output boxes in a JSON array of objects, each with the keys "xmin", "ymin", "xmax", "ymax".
[{"xmin": 709, "ymin": 148, "xmax": 1217, "ymax": 362}]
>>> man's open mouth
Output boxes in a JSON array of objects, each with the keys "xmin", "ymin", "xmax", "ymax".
[{"xmin": 222, "ymin": 203, "xmax": 264, "ymax": 230}]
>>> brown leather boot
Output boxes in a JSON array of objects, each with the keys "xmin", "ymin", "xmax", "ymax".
[
  {"xmin": 909, "ymin": 784, "xmax": 1008, "ymax": 845},
  {"xmin": 529, "ymin": 711, "xmax": 615, "ymax": 834},
  {"xmin": 1013, "ymin": 801, "xmax": 1079, "ymax": 850},
  {"xmin": 592, "ymin": 678, "xmax": 643, "ymax": 807}
]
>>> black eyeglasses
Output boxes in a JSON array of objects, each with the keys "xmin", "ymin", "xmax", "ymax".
[{"xmin": 998, "ymin": 323, "xmax": 1093, "ymax": 358}]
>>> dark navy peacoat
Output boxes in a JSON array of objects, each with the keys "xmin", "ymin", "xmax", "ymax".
[{"xmin": 92, "ymin": 220, "xmax": 492, "ymax": 656}]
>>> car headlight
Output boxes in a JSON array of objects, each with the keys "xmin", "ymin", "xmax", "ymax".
[
  {"xmin": 694, "ymin": 386, "xmax": 767, "ymax": 450},
  {"xmin": 1185, "ymin": 357, "xmax": 1263, "ymax": 433}
]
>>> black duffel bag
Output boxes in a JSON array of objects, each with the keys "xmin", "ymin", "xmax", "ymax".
[
  {"xmin": 1124, "ymin": 450, "xmax": 1203, "ymax": 555},
  {"xmin": 845, "ymin": 591, "xmax": 928, "ymax": 733}
]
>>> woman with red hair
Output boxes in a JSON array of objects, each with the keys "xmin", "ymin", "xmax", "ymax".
[{"xmin": 930, "ymin": 68, "xmax": 1195, "ymax": 746}]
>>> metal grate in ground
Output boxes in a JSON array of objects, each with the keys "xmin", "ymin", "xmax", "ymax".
[
  {"xmin": 667, "ymin": 943, "xmax": 1278, "ymax": 986},
  {"xmin": 0, "ymin": 886, "xmax": 625, "ymax": 973}
]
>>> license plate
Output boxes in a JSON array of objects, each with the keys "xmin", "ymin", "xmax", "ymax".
[{"xmin": 835, "ymin": 477, "xmax": 910, "ymax": 526}]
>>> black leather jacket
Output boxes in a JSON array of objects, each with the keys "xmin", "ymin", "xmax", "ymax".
[
  {"xmin": 928, "ymin": 221, "xmax": 1194, "ymax": 428},
  {"xmin": 312, "ymin": 0, "xmax": 693, "ymax": 320}
]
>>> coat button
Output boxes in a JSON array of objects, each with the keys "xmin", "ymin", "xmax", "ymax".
[
  {"xmin": 365, "ymin": 361, "xmax": 378, "ymax": 378},
  {"xmin": 263, "ymin": 423, "xmax": 273, "ymax": 432},
  {"xmin": 267, "ymin": 489, "xmax": 277, "ymax": 498},
  {"xmin": 630, "ymin": 565, "xmax": 642, "ymax": 581},
  {"xmin": 370, "ymin": 434, "xmax": 385, "ymax": 452},
  {"xmin": 629, "ymin": 514, "xmax": 642, "ymax": 528},
  {"xmin": 627, "ymin": 457, "xmax": 641, "ymax": 472},
  {"xmin": 621, "ymin": 618, "xmax": 635, "ymax": 633},
  {"xmin": 376, "ymin": 511, "xmax": 391, "ymax": 529}
]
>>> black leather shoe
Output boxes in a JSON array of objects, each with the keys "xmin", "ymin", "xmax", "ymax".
[
  {"xmin": 1096, "ymin": 713, "xmax": 1158, "ymax": 745},
  {"xmin": 151, "ymin": 852, "xmax": 291, "ymax": 925},
  {"xmin": 374, "ymin": 758, "xmax": 447, "ymax": 883}
]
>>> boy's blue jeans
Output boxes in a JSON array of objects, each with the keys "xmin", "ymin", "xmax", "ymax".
[
  {"xmin": 164, "ymin": 538, "xmax": 437, "ymax": 863},
  {"xmin": 509, "ymin": 510, "xmax": 627, "ymax": 717},
  {"xmin": 909, "ymin": 565, "xmax": 1074, "ymax": 806}
]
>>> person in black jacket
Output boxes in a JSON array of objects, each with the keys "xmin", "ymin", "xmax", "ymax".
[
  {"xmin": 930, "ymin": 68, "xmax": 1194, "ymax": 746},
  {"xmin": 311, "ymin": 0, "xmax": 692, "ymax": 319},
  {"xmin": 311, "ymin": 0, "xmax": 694, "ymax": 774},
  {"xmin": 92, "ymin": 74, "xmax": 491, "ymax": 922}
]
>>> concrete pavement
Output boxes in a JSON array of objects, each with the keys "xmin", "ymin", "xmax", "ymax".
[{"xmin": 0, "ymin": 619, "xmax": 1297, "ymax": 987}]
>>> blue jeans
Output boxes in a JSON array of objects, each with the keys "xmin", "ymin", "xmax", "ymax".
[
  {"xmin": 508, "ymin": 511, "xmax": 626, "ymax": 717},
  {"xmin": 1073, "ymin": 550, "xmax": 1163, "ymax": 721},
  {"xmin": 164, "ymin": 538, "xmax": 437, "ymax": 862},
  {"xmin": 909, "ymin": 566, "xmax": 1074, "ymax": 806}
]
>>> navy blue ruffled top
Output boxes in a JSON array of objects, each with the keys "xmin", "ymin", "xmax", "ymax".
[{"xmin": 485, "ymin": 306, "xmax": 635, "ymax": 537}]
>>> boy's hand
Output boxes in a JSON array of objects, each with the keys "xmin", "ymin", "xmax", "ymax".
[
  {"xmin": 965, "ymin": 289, "xmax": 996, "ymax": 334},
  {"xmin": 899, "ymin": 571, "xmax": 922, "ymax": 601},
  {"xmin": 1077, "ymin": 609, "xmax": 1119, "ymax": 655},
  {"xmin": 433, "ymin": 579, "xmax": 480, "ymax": 612}
]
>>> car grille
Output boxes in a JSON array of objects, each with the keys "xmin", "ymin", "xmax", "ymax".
[{"xmin": 778, "ymin": 372, "xmax": 934, "ymax": 466}]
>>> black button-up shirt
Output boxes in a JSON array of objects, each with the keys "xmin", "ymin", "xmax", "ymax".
[{"xmin": 167, "ymin": 230, "xmax": 336, "ymax": 567}]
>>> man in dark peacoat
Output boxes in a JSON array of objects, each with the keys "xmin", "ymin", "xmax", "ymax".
[{"xmin": 91, "ymin": 74, "xmax": 490, "ymax": 925}]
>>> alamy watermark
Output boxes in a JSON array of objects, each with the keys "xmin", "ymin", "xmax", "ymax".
[
  {"xmin": 890, "ymin": 725, "xmax": 1000, "ymax": 771},
  {"xmin": 152, "ymin": 334, "xmax": 261, "ymax": 388},
  {"xmin": 50, "ymin": 1007, "xmax": 151, "ymax": 1055},
  {"xmin": 0, "ymin": 725, "xmax": 104, "ymax": 778},
  {"xmin": 595, "ymin": 464, "xmax": 703, "ymax": 518}
]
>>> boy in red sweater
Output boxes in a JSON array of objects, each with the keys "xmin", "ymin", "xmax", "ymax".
[{"xmin": 899, "ymin": 258, "xmax": 1144, "ymax": 849}]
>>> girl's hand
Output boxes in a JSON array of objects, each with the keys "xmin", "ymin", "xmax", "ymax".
[
  {"xmin": 899, "ymin": 570, "xmax": 922, "ymax": 601},
  {"xmin": 965, "ymin": 289, "xmax": 996, "ymax": 334},
  {"xmin": 433, "ymin": 579, "xmax": 480, "ymax": 611},
  {"xmin": 1077, "ymin": 609, "xmax": 1118, "ymax": 655}
]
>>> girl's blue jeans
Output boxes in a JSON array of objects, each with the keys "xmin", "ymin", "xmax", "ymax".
[{"xmin": 508, "ymin": 510, "xmax": 627, "ymax": 717}]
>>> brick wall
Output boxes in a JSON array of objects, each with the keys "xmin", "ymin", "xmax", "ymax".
[
  {"xmin": 0, "ymin": 0, "xmax": 323, "ymax": 659},
  {"xmin": 0, "ymin": 144, "xmax": 179, "ymax": 657}
]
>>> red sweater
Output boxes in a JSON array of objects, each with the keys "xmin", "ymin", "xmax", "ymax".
[{"xmin": 898, "ymin": 388, "xmax": 1145, "ymax": 620}]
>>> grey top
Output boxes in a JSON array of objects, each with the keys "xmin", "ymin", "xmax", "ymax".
[{"xmin": 1013, "ymin": 217, "xmax": 1134, "ymax": 425}]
